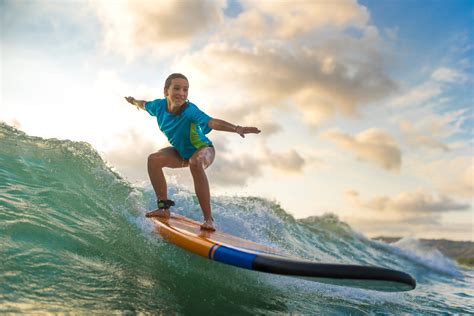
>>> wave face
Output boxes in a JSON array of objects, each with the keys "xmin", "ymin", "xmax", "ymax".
[{"xmin": 1, "ymin": 123, "xmax": 472, "ymax": 314}]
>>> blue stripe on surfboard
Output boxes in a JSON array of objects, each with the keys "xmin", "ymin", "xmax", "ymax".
[{"xmin": 212, "ymin": 245, "xmax": 257, "ymax": 269}]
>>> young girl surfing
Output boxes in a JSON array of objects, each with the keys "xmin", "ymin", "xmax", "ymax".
[{"xmin": 125, "ymin": 73, "xmax": 260, "ymax": 231}]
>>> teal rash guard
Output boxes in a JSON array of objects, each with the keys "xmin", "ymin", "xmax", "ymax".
[{"xmin": 145, "ymin": 98, "xmax": 213, "ymax": 159}]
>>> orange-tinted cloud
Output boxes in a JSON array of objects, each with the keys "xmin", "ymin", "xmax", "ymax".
[
  {"xmin": 235, "ymin": 0, "xmax": 370, "ymax": 39},
  {"xmin": 323, "ymin": 128, "xmax": 402, "ymax": 171},
  {"xmin": 346, "ymin": 190, "xmax": 470, "ymax": 214},
  {"xmin": 91, "ymin": 0, "xmax": 226, "ymax": 59}
]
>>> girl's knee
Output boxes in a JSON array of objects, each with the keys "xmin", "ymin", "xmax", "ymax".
[
  {"xmin": 148, "ymin": 152, "xmax": 166, "ymax": 167},
  {"xmin": 189, "ymin": 147, "xmax": 214, "ymax": 170},
  {"xmin": 188, "ymin": 156, "xmax": 203, "ymax": 170}
]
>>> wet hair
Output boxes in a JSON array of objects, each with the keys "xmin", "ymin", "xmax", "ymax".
[{"xmin": 164, "ymin": 73, "xmax": 188, "ymax": 90}]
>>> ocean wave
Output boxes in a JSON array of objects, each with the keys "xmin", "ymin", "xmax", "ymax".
[{"xmin": 1, "ymin": 122, "xmax": 472, "ymax": 314}]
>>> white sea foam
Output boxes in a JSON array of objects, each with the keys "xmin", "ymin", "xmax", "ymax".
[{"xmin": 386, "ymin": 237, "xmax": 462, "ymax": 277}]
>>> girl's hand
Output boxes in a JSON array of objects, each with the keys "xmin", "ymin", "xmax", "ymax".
[
  {"xmin": 124, "ymin": 96, "xmax": 142, "ymax": 110},
  {"xmin": 125, "ymin": 96, "xmax": 136, "ymax": 105},
  {"xmin": 235, "ymin": 126, "xmax": 261, "ymax": 138}
]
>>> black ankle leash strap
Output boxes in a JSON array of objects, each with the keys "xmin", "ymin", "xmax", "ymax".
[{"xmin": 157, "ymin": 199, "xmax": 175, "ymax": 209}]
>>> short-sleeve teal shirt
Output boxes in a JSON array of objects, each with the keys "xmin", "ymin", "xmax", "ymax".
[{"xmin": 145, "ymin": 98, "xmax": 213, "ymax": 159}]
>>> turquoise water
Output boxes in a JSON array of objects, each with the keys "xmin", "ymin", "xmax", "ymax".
[{"xmin": 1, "ymin": 122, "xmax": 473, "ymax": 314}]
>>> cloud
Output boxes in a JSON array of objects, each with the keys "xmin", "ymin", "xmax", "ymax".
[
  {"xmin": 342, "ymin": 212, "xmax": 473, "ymax": 240},
  {"xmin": 209, "ymin": 135, "xmax": 307, "ymax": 184},
  {"xmin": 91, "ymin": 0, "xmax": 398, "ymax": 127},
  {"xmin": 431, "ymin": 67, "xmax": 468, "ymax": 83},
  {"xmin": 390, "ymin": 66, "xmax": 467, "ymax": 108},
  {"xmin": 180, "ymin": 42, "xmax": 397, "ymax": 126},
  {"xmin": 323, "ymin": 128, "xmax": 402, "ymax": 171},
  {"xmin": 346, "ymin": 190, "xmax": 470, "ymax": 214},
  {"xmin": 103, "ymin": 128, "xmax": 166, "ymax": 181},
  {"xmin": 91, "ymin": 0, "xmax": 226, "ymax": 59},
  {"xmin": 171, "ymin": 0, "xmax": 397, "ymax": 126},
  {"xmin": 388, "ymin": 63, "xmax": 470, "ymax": 153},
  {"xmin": 262, "ymin": 147, "xmax": 305, "ymax": 175},
  {"xmin": 390, "ymin": 82, "xmax": 442, "ymax": 108},
  {"xmin": 344, "ymin": 189, "xmax": 471, "ymax": 239},
  {"xmin": 343, "ymin": 208, "xmax": 441, "ymax": 227},
  {"xmin": 416, "ymin": 156, "xmax": 474, "ymax": 199},
  {"xmin": 209, "ymin": 105, "xmax": 284, "ymax": 139},
  {"xmin": 254, "ymin": 121, "xmax": 283, "ymax": 138},
  {"xmin": 208, "ymin": 153, "xmax": 264, "ymax": 186},
  {"xmin": 235, "ymin": 0, "xmax": 370, "ymax": 39},
  {"xmin": 166, "ymin": 150, "xmax": 263, "ymax": 188},
  {"xmin": 393, "ymin": 102, "xmax": 469, "ymax": 154},
  {"xmin": 398, "ymin": 120, "xmax": 450, "ymax": 152}
]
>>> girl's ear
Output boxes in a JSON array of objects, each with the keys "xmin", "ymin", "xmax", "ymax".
[{"xmin": 164, "ymin": 87, "xmax": 168, "ymax": 97}]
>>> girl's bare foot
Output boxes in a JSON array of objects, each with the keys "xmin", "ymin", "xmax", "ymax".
[
  {"xmin": 146, "ymin": 209, "xmax": 171, "ymax": 218},
  {"xmin": 200, "ymin": 218, "xmax": 216, "ymax": 231}
]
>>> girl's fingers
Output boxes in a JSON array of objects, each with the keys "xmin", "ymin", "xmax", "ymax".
[{"xmin": 244, "ymin": 127, "xmax": 260, "ymax": 134}]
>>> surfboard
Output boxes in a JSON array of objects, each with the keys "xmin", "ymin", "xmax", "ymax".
[{"xmin": 151, "ymin": 214, "xmax": 416, "ymax": 292}]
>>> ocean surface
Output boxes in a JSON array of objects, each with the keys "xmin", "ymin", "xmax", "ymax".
[{"xmin": 1, "ymin": 122, "xmax": 473, "ymax": 315}]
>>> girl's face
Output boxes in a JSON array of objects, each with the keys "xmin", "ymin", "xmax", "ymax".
[{"xmin": 164, "ymin": 78, "xmax": 189, "ymax": 106}]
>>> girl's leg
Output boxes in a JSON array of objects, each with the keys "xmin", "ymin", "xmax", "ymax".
[
  {"xmin": 147, "ymin": 147, "xmax": 188, "ymax": 217},
  {"xmin": 188, "ymin": 146, "xmax": 215, "ymax": 230}
]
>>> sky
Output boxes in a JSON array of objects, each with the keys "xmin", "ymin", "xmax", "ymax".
[{"xmin": 1, "ymin": 0, "xmax": 473, "ymax": 241}]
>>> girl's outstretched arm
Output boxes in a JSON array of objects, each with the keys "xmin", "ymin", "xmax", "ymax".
[
  {"xmin": 124, "ymin": 96, "xmax": 146, "ymax": 110},
  {"xmin": 208, "ymin": 118, "xmax": 261, "ymax": 138}
]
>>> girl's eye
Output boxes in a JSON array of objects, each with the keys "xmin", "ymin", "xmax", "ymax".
[{"xmin": 173, "ymin": 86, "xmax": 188, "ymax": 92}]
